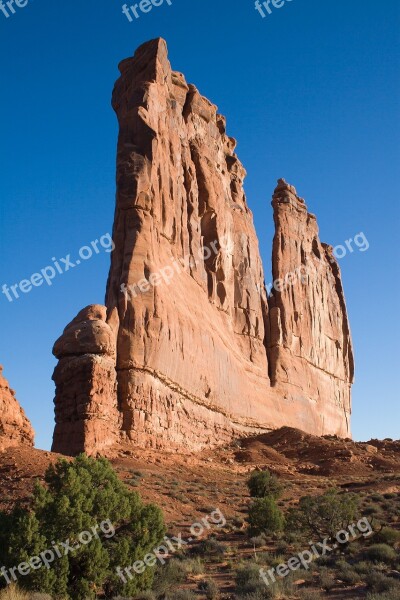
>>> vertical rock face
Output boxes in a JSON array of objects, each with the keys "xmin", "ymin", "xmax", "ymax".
[
  {"xmin": 105, "ymin": 37, "xmax": 275, "ymax": 450},
  {"xmin": 52, "ymin": 38, "xmax": 354, "ymax": 456},
  {"xmin": 267, "ymin": 180, "xmax": 354, "ymax": 435},
  {"xmin": 0, "ymin": 366, "xmax": 34, "ymax": 451},
  {"xmin": 52, "ymin": 305, "xmax": 120, "ymax": 455}
]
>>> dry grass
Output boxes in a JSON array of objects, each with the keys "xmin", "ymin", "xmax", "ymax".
[
  {"xmin": 0, "ymin": 589, "xmax": 53, "ymax": 600},
  {"xmin": 0, "ymin": 585, "xmax": 29, "ymax": 600}
]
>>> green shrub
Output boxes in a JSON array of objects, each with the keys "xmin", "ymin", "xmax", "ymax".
[
  {"xmin": 152, "ymin": 559, "xmax": 187, "ymax": 595},
  {"xmin": 364, "ymin": 544, "xmax": 397, "ymax": 564},
  {"xmin": 364, "ymin": 505, "xmax": 383, "ymax": 516},
  {"xmin": 247, "ymin": 471, "xmax": 283, "ymax": 500},
  {"xmin": 0, "ymin": 455, "xmax": 165, "ymax": 600},
  {"xmin": 275, "ymin": 540, "xmax": 289, "ymax": 554},
  {"xmin": 180, "ymin": 557, "xmax": 204, "ymax": 575},
  {"xmin": 235, "ymin": 563, "xmax": 271, "ymax": 596},
  {"xmin": 318, "ymin": 567, "xmax": 336, "ymax": 591},
  {"xmin": 365, "ymin": 571, "xmax": 399, "ymax": 593},
  {"xmin": 370, "ymin": 494, "xmax": 385, "ymax": 502},
  {"xmin": 191, "ymin": 538, "xmax": 226, "ymax": 557},
  {"xmin": 286, "ymin": 488, "xmax": 359, "ymax": 539},
  {"xmin": 232, "ymin": 517, "xmax": 245, "ymax": 529},
  {"xmin": 248, "ymin": 498, "xmax": 285, "ymax": 536},
  {"xmin": 198, "ymin": 579, "xmax": 219, "ymax": 599},
  {"xmin": 354, "ymin": 560, "xmax": 375, "ymax": 574},
  {"xmin": 249, "ymin": 535, "xmax": 266, "ymax": 548},
  {"xmin": 366, "ymin": 591, "xmax": 400, "ymax": 600},
  {"xmin": 374, "ymin": 528, "xmax": 400, "ymax": 546},
  {"xmin": 336, "ymin": 560, "xmax": 360, "ymax": 585}
]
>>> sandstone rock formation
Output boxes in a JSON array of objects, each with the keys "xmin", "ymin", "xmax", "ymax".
[
  {"xmin": 0, "ymin": 366, "xmax": 34, "ymax": 451},
  {"xmin": 52, "ymin": 305, "xmax": 120, "ymax": 455},
  {"xmin": 267, "ymin": 180, "xmax": 354, "ymax": 434},
  {"xmin": 52, "ymin": 38, "xmax": 354, "ymax": 456}
]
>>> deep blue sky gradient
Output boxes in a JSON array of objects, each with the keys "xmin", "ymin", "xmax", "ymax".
[{"xmin": 0, "ymin": 0, "xmax": 399, "ymax": 450}]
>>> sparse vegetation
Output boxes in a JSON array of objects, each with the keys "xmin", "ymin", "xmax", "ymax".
[{"xmin": 0, "ymin": 429, "xmax": 398, "ymax": 600}]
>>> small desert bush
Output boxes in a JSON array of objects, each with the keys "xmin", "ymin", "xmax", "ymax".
[
  {"xmin": 248, "ymin": 498, "xmax": 285, "ymax": 536},
  {"xmin": 370, "ymin": 494, "xmax": 385, "ymax": 502},
  {"xmin": 191, "ymin": 537, "xmax": 226, "ymax": 557},
  {"xmin": 198, "ymin": 579, "xmax": 219, "ymax": 599},
  {"xmin": 367, "ymin": 592, "xmax": 400, "ymax": 600},
  {"xmin": 374, "ymin": 527, "xmax": 400, "ymax": 546},
  {"xmin": 236, "ymin": 563, "xmax": 267, "ymax": 595},
  {"xmin": 247, "ymin": 471, "xmax": 283, "ymax": 500},
  {"xmin": 249, "ymin": 535, "xmax": 267, "ymax": 548},
  {"xmin": 234, "ymin": 563, "xmax": 293, "ymax": 599},
  {"xmin": 152, "ymin": 558, "xmax": 187, "ymax": 594},
  {"xmin": 364, "ymin": 505, "xmax": 383, "ymax": 516},
  {"xmin": 364, "ymin": 543, "xmax": 397, "ymax": 564},
  {"xmin": 365, "ymin": 571, "xmax": 400, "ymax": 593},
  {"xmin": 274, "ymin": 540, "xmax": 289, "ymax": 554},
  {"xmin": 318, "ymin": 567, "xmax": 336, "ymax": 592},
  {"xmin": 180, "ymin": 556, "xmax": 205, "ymax": 575},
  {"xmin": 336, "ymin": 560, "xmax": 361, "ymax": 585},
  {"xmin": 354, "ymin": 559, "xmax": 375, "ymax": 574}
]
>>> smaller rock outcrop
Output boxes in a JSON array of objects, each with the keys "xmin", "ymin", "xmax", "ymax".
[
  {"xmin": 51, "ymin": 305, "xmax": 120, "ymax": 456},
  {"xmin": 0, "ymin": 366, "xmax": 34, "ymax": 451}
]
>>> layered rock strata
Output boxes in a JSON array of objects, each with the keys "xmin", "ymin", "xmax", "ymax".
[
  {"xmin": 0, "ymin": 366, "xmax": 34, "ymax": 451},
  {"xmin": 52, "ymin": 38, "xmax": 354, "ymax": 456}
]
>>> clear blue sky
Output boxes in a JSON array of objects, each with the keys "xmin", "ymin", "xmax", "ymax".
[{"xmin": 0, "ymin": 0, "xmax": 399, "ymax": 450}]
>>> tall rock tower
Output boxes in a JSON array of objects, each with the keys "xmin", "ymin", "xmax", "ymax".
[{"xmin": 52, "ymin": 39, "xmax": 354, "ymax": 456}]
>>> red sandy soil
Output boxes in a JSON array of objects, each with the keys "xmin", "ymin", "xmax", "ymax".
[{"xmin": 1, "ymin": 427, "xmax": 398, "ymax": 526}]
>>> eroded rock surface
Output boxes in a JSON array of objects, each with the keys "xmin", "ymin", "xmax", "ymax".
[
  {"xmin": 52, "ymin": 38, "xmax": 354, "ymax": 456},
  {"xmin": 0, "ymin": 366, "xmax": 34, "ymax": 451},
  {"xmin": 52, "ymin": 305, "xmax": 120, "ymax": 455},
  {"xmin": 267, "ymin": 179, "xmax": 354, "ymax": 435}
]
